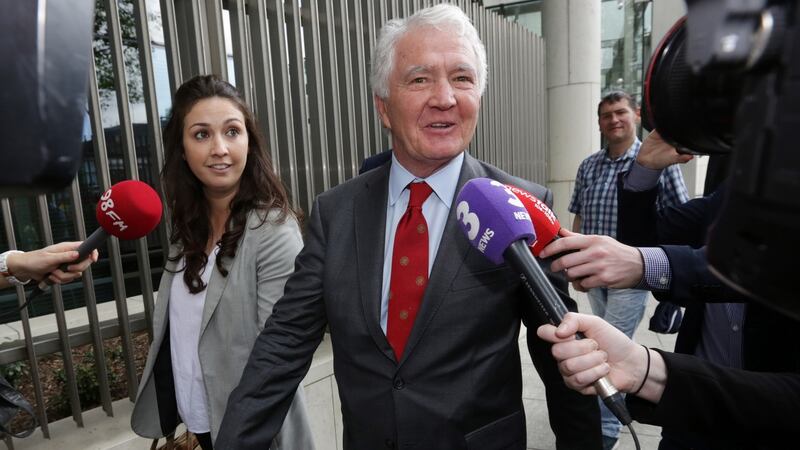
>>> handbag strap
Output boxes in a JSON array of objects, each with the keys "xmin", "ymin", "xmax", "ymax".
[
  {"xmin": 0, "ymin": 376, "xmax": 37, "ymax": 438},
  {"xmin": 152, "ymin": 432, "xmax": 176, "ymax": 450}
]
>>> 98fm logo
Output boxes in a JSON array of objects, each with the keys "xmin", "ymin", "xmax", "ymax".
[{"xmin": 99, "ymin": 188, "xmax": 129, "ymax": 233}]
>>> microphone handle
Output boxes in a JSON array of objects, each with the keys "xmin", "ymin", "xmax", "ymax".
[
  {"xmin": 68, "ymin": 227, "xmax": 108, "ymax": 268},
  {"xmin": 504, "ymin": 240, "xmax": 633, "ymax": 425},
  {"xmin": 32, "ymin": 227, "xmax": 109, "ymax": 294}
]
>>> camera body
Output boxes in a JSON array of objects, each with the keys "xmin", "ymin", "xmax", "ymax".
[{"xmin": 646, "ymin": 0, "xmax": 800, "ymax": 319}]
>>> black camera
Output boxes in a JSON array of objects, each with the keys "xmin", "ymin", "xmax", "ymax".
[
  {"xmin": 643, "ymin": 0, "xmax": 799, "ymax": 319},
  {"xmin": 0, "ymin": 0, "xmax": 94, "ymax": 197}
]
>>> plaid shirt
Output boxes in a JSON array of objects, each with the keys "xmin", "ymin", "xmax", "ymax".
[{"xmin": 568, "ymin": 139, "xmax": 689, "ymax": 238}]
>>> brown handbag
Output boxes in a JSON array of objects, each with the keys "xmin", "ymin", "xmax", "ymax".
[{"xmin": 150, "ymin": 431, "xmax": 200, "ymax": 450}]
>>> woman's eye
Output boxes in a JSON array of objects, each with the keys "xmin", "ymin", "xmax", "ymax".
[
  {"xmin": 226, "ymin": 128, "xmax": 240, "ymax": 137},
  {"xmin": 194, "ymin": 131, "xmax": 208, "ymax": 140}
]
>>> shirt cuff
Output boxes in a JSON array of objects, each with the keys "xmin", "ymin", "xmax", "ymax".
[
  {"xmin": 624, "ymin": 161, "xmax": 663, "ymax": 192},
  {"xmin": 636, "ymin": 247, "xmax": 671, "ymax": 291}
]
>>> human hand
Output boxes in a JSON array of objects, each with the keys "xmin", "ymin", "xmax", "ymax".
[
  {"xmin": 537, "ymin": 312, "xmax": 666, "ymax": 402},
  {"xmin": 539, "ymin": 229, "xmax": 644, "ymax": 290},
  {"xmin": 637, "ymin": 130, "xmax": 694, "ymax": 170},
  {"xmin": 7, "ymin": 242, "xmax": 99, "ymax": 284},
  {"xmin": 536, "ymin": 312, "xmax": 644, "ymax": 395}
]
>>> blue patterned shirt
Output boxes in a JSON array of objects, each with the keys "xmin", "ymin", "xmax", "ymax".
[{"xmin": 568, "ymin": 139, "xmax": 689, "ymax": 238}]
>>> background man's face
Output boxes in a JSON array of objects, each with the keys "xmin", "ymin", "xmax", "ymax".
[
  {"xmin": 598, "ymin": 99, "xmax": 639, "ymax": 147},
  {"xmin": 375, "ymin": 27, "xmax": 481, "ymax": 177}
]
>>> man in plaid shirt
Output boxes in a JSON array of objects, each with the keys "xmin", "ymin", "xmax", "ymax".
[{"xmin": 568, "ymin": 90, "xmax": 689, "ymax": 450}]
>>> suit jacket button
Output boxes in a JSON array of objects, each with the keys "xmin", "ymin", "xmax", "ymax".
[
  {"xmin": 385, "ymin": 438, "xmax": 395, "ymax": 448},
  {"xmin": 393, "ymin": 377, "xmax": 405, "ymax": 390}
]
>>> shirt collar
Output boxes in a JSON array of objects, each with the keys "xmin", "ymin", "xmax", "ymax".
[
  {"xmin": 388, "ymin": 151, "xmax": 465, "ymax": 208},
  {"xmin": 604, "ymin": 138, "xmax": 641, "ymax": 162}
]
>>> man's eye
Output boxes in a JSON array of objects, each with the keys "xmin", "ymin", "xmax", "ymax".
[
  {"xmin": 411, "ymin": 77, "xmax": 426, "ymax": 84},
  {"xmin": 455, "ymin": 75, "xmax": 472, "ymax": 83}
]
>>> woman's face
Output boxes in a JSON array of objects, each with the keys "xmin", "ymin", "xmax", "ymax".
[{"xmin": 182, "ymin": 96, "xmax": 249, "ymax": 199}]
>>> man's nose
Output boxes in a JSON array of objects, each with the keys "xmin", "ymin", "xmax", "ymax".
[{"xmin": 429, "ymin": 80, "xmax": 456, "ymax": 108}]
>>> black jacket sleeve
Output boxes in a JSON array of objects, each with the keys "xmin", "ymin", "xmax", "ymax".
[
  {"xmin": 616, "ymin": 173, "xmax": 722, "ymax": 248},
  {"xmin": 627, "ymin": 349, "xmax": 800, "ymax": 445}
]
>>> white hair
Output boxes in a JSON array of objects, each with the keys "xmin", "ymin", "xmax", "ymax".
[{"xmin": 369, "ymin": 3, "xmax": 488, "ymax": 99}]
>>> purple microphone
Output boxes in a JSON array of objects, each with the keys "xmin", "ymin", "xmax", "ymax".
[
  {"xmin": 454, "ymin": 178, "xmax": 535, "ymax": 264},
  {"xmin": 455, "ymin": 177, "xmax": 634, "ymax": 427}
]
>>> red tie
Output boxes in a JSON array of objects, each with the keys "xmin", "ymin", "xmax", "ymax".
[{"xmin": 387, "ymin": 182, "xmax": 433, "ymax": 360}]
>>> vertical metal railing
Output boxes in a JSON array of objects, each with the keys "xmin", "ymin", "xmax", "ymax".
[
  {"xmin": 102, "ymin": 0, "xmax": 146, "ymax": 399},
  {"xmin": 0, "ymin": 200, "xmax": 49, "ymax": 440},
  {"xmin": 287, "ymin": 0, "xmax": 314, "ymax": 213},
  {"xmin": 132, "ymin": 0, "xmax": 166, "ymax": 343},
  {"xmin": 248, "ymin": 0, "xmax": 281, "ymax": 165},
  {"xmin": 35, "ymin": 196, "xmax": 84, "ymax": 427},
  {"xmin": 0, "ymin": 1, "xmax": 547, "ymax": 445},
  {"xmin": 303, "ymin": 0, "xmax": 332, "ymax": 192}
]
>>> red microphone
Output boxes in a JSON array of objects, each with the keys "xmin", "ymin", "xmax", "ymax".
[
  {"xmin": 29, "ymin": 180, "xmax": 162, "ymax": 296},
  {"xmin": 505, "ymin": 184, "xmax": 561, "ymax": 256},
  {"xmin": 91, "ymin": 179, "xmax": 163, "ymax": 244}
]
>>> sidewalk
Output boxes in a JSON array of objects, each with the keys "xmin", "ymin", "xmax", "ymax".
[
  {"xmin": 522, "ymin": 291, "xmax": 677, "ymax": 450},
  {"xmin": 10, "ymin": 290, "xmax": 673, "ymax": 450}
]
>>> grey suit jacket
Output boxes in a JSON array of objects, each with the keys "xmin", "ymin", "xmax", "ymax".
[
  {"xmin": 217, "ymin": 154, "xmax": 601, "ymax": 450},
  {"xmin": 131, "ymin": 209, "xmax": 315, "ymax": 448}
]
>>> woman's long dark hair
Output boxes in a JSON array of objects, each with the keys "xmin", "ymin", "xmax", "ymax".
[{"xmin": 162, "ymin": 74, "xmax": 295, "ymax": 293}]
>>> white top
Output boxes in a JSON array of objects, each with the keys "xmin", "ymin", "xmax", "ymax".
[{"xmin": 169, "ymin": 247, "xmax": 218, "ymax": 434}]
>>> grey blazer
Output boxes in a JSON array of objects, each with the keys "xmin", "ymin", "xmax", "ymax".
[
  {"xmin": 131, "ymin": 209, "xmax": 315, "ymax": 449},
  {"xmin": 216, "ymin": 154, "xmax": 601, "ymax": 450}
]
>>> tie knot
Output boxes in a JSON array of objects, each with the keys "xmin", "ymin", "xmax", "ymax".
[{"xmin": 407, "ymin": 182, "xmax": 433, "ymax": 209}]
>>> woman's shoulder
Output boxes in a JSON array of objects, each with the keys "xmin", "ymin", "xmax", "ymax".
[
  {"xmin": 244, "ymin": 208, "xmax": 302, "ymax": 243},
  {"xmin": 246, "ymin": 207, "xmax": 299, "ymax": 227}
]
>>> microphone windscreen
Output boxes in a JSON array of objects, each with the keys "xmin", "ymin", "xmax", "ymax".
[
  {"xmin": 506, "ymin": 184, "xmax": 561, "ymax": 256},
  {"xmin": 95, "ymin": 180, "xmax": 163, "ymax": 240},
  {"xmin": 454, "ymin": 178, "xmax": 535, "ymax": 264}
]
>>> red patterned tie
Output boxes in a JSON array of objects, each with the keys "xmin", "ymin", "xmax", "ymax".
[{"xmin": 387, "ymin": 182, "xmax": 433, "ymax": 360}]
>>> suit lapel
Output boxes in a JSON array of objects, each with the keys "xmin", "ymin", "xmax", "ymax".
[
  {"xmin": 400, "ymin": 154, "xmax": 485, "ymax": 364},
  {"xmin": 354, "ymin": 166, "xmax": 396, "ymax": 362}
]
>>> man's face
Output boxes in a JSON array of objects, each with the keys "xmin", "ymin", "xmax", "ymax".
[
  {"xmin": 375, "ymin": 27, "xmax": 481, "ymax": 177},
  {"xmin": 598, "ymin": 99, "xmax": 639, "ymax": 146}
]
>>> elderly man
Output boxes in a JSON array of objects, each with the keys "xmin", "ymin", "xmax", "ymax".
[{"xmin": 216, "ymin": 5, "xmax": 600, "ymax": 449}]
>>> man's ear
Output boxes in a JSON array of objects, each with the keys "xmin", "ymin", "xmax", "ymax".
[
  {"xmin": 635, "ymin": 107, "xmax": 642, "ymax": 124},
  {"xmin": 374, "ymin": 94, "xmax": 391, "ymax": 129}
]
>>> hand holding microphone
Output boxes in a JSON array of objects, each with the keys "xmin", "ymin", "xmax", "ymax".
[
  {"xmin": 539, "ymin": 229, "xmax": 645, "ymax": 291},
  {"xmin": 454, "ymin": 178, "xmax": 633, "ymax": 426},
  {"xmin": 506, "ymin": 184, "xmax": 589, "ymax": 293},
  {"xmin": 26, "ymin": 180, "xmax": 162, "ymax": 300},
  {"xmin": 507, "ymin": 185, "xmax": 646, "ymax": 291},
  {"xmin": 4, "ymin": 242, "xmax": 98, "ymax": 287},
  {"xmin": 536, "ymin": 312, "xmax": 666, "ymax": 404}
]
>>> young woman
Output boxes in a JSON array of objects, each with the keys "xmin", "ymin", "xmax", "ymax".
[{"xmin": 131, "ymin": 75, "xmax": 314, "ymax": 449}]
